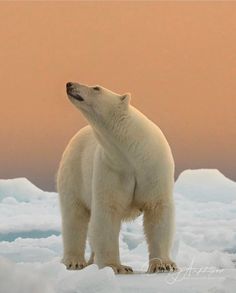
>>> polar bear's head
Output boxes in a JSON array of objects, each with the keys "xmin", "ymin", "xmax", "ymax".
[{"xmin": 66, "ymin": 82, "xmax": 131, "ymax": 125}]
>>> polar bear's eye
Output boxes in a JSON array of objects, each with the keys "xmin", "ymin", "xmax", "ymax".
[{"xmin": 93, "ymin": 86, "xmax": 100, "ymax": 91}]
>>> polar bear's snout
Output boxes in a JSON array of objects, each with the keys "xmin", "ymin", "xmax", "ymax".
[
  {"xmin": 66, "ymin": 82, "xmax": 84, "ymax": 102},
  {"xmin": 66, "ymin": 82, "xmax": 73, "ymax": 88}
]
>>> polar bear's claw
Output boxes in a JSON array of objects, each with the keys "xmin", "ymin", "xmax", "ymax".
[
  {"xmin": 147, "ymin": 259, "xmax": 177, "ymax": 273},
  {"xmin": 108, "ymin": 264, "xmax": 133, "ymax": 274},
  {"xmin": 67, "ymin": 262, "xmax": 87, "ymax": 270},
  {"xmin": 62, "ymin": 256, "xmax": 87, "ymax": 270}
]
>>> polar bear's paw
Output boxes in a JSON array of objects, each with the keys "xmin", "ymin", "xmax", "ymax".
[
  {"xmin": 147, "ymin": 258, "xmax": 177, "ymax": 273},
  {"xmin": 62, "ymin": 256, "xmax": 87, "ymax": 270},
  {"xmin": 107, "ymin": 264, "xmax": 133, "ymax": 274}
]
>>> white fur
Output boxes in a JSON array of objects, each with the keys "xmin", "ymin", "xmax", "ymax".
[{"xmin": 57, "ymin": 83, "xmax": 177, "ymax": 274}]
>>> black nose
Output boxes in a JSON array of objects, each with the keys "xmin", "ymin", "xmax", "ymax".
[{"xmin": 66, "ymin": 82, "xmax": 73, "ymax": 88}]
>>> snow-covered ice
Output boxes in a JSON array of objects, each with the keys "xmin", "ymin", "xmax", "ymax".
[
  {"xmin": 175, "ymin": 169, "xmax": 236, "ymax": 203},
  {"xmin": 0, "ymin": 169, "xmax": 236, "ymax": 292}
]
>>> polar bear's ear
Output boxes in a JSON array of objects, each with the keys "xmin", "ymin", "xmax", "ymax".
[{"xmin": 120, "ymin": 93, "xmax": 131, "ymax": 104}]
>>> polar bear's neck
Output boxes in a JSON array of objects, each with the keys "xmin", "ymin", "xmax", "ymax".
[
  {"xmin": 89, "ymin": 108, "xmax": 133, "ymax": 166},
  {"xmin": 87, "ymin": 106, "xmax": 162, "ymax": 169}
]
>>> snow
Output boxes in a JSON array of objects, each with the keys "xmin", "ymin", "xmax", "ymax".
[
  {"xmin": 0, "ymin": 178, "xmax": 59, "ymax": 237},
  {"xmin": 175, "ymin": 169, "xmax": 236, "ymax": 203},
  {"xmin": 0, "ymin": 178, "xmax": 51, "ymax": 202},
  {"xmin": 0, "ymin": 169, "xmax": 236, "ymax": 292},
  {"xmin": 0, "ymin": 256, "xmax": 54, "ymax": 293}
]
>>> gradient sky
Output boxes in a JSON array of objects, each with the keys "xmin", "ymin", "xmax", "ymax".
[{"xmin": 0, "ymin": 2, "xmax": 236, "ymax": 191}]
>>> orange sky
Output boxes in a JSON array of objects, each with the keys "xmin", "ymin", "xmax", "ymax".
[{"xmin": 0, "ymin": 1, "xmax": 236, "ymax": 191}]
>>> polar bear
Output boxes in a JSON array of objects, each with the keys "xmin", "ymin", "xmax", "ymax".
[{"xmin": 57, "ymin": 82, "xmax": 177, "ymax": 274}]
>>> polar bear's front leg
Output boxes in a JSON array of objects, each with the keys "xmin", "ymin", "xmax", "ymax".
[
  {"xmin": 90, "ymin": 204, "xmax": 133, "ymax": 274},
  {"xmin": 60, "ymin": 198, "xmax": 90, "ymax": 270},
  {"xmin": 143, "ymin": 199, "xmax": 178, "ymax": 273},
  {"xmin": 90, "ymin": 158, "xmax": 134, "ymax": 274}
]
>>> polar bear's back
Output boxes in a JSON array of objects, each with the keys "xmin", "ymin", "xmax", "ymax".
[{"xmin": 57, "ymin": 125, "xmax": 97, "ymax": 209}]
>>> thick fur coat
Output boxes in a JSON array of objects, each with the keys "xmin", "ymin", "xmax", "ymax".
[{"xmin": 57, "ymin": 82, "xmax": 177, "ymax": 274}]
